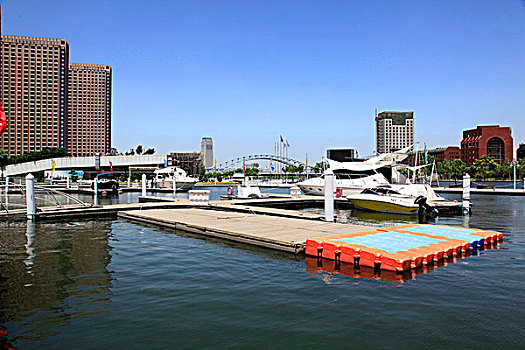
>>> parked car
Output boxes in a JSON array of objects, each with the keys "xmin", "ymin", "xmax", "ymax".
[{"xmin": 91, "ymin": 173, "xmax": 119, "ymax": 193}]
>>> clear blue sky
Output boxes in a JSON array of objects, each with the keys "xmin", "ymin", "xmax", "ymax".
[{"xmin": 2, "ymin": 0, "xmax": 524, "ymax": 164}]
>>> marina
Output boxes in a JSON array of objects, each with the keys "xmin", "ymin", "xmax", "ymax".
[{"xmin": 0, "ymin": 191, "xmax": 523, "ymax": 349}]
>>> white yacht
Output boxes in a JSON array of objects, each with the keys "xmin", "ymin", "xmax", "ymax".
[
  {"xmin": 153, "ymin": 167, "xmax": 198, "ymax": 190},
  {"xmin": 297, "ymin": 147, "xmax": 412, "ymax": 197}
]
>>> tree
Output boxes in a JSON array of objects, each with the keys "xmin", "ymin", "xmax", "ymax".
[
  {"xmin": 471, "ymin": 155, "xmax": 498, "ymax": 180},
  {"xmin": 143, "ymin": 148, "xmax": 155, "ymax": 155},
  {"xmin": 450, "ymin": 159, "xmax": 466, "ymax": 182},
  {"xmin": 135, "ymin": 145, "xmax": 143, "ymax": 155},
  {"xmin": 312, "ymin": 161, "xmax": 326, "ymax": 173}
]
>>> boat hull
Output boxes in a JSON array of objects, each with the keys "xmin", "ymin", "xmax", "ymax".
[
  {"xmin": 349, "ymin": 198, "xmax": 419, "ymax": 215},
  {"xmin": 155, "ymin": 180, "xmax": 196, "ymax": 191}
]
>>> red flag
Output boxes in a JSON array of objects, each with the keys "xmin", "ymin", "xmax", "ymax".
[
  {"xmin": 243, "ymin": 160, "xmax": 245, "ymax": 174},
  {"xmin": 110, "ymin": 161, "xmax": 113, "ymax": 173},
  {"xmin": 0, "ymin": 101, "xmax": 7, "ymax": 135},
  {"xmin": 356, "ymin": 150, "xmax": 359, "ymax": 158}
]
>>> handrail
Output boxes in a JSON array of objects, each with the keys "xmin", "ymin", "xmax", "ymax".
[{"xmin": 1, "ymin": 181, "xmax": 92, "ymax": 214}]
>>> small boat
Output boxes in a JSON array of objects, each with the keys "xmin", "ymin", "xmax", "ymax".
[
  {"xmin": 154, "ymin": 167, "xmax": 198, "ymax": 190},
  {"xmin": 347, "ymin": 187, "xmax": 427, "ymax": 215}
]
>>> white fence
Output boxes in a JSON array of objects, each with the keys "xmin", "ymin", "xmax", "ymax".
[{"xmin": 2, "ymin": 154, "xmax": 168, "ymax": 177}]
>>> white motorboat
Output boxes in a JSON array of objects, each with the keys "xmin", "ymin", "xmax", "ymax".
[
  {"xmin": 154, "ymin": 167, "xmax": 198, "ymax": 190},
  {"xmin": 347, "ymin": 187, "xmax": 425, "ymax": 215}
]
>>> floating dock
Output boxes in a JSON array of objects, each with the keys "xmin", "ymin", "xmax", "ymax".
[
  {"xmin": 306, "ymin": 224, "xmax": 502, "ymax": 272},
  {"xmin": 119, "ymin": 207, "xmax": 502, "ymax": 267}
]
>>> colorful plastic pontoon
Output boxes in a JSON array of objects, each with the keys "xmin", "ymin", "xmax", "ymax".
[{"xmin": 306, "ymin": 224, "xmax": 502, "ymax": 272}]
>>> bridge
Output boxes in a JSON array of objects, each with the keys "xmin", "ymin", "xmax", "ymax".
[
  {"xmin": 1, "ymin": 154, "xmax": 168, "ymax": 177},
  {"xmin": 212, "ymin": 154, "xmax": 308, "ymax": 171},
  {"xmin": 1, "ymin": 153, "xmax": 310, "ymax": 177}
]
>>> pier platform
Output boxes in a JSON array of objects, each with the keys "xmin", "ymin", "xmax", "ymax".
[
  {"xmin": 434, "ymin": 187, "xmax": 525, "ymax": 196},
  {"xmin": 118, "ymin": 208, "xmax": 368, "ymax": 253}
]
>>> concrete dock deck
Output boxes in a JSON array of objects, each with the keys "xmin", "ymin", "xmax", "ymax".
[{"xmin": 119, "ymin": 208, "xmax": 368, "ymax": 253}]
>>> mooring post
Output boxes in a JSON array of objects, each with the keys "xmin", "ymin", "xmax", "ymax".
[
  {"xmin": 324, "ymin": 168, "xmax": 335, "ymax": 222},
  {"xmin": 25, "ymin": 173, "xmax": 36, "ymax": 220},
  {"xmin": 66, "ymin": 175, "xmax": 70, "ymax": 189},
  {"xmin": 172, "ymin": 178, "xmax": 177, "ymax": 196},
  {"xmin": 127, "ymin": 177, "xmax": 131, "ymax": 188},
  {"xmin": 142, "ymin": 174, "xmax": 147, "ymax": 197},
  {"xmin": 513, "ymin": 160, "xmax": 517, "ymax": 190},
  {"xmin": 94, "ymin": 177, "xmax": 98, "ymax": 206},
  {"xmin": 5, "ymin": 176, "xmax": 9, "ymax": 206},
  {"xmin": 462, "ymin": 173, "xmax": 470, "ymax": 215}
]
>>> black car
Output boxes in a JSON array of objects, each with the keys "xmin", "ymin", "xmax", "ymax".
[{"xmin": 91, "ymin": 173, "xmax": 119, "ymax": 193}]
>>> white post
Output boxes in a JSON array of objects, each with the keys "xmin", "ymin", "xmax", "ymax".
[
  {"xmin": 513, "ymin": 160, "xmax": 516, "ymax": 190},
  {"xmin": 142, "ymin": 174, "xmax": 147, "ymax": 197},
  {"xmin": 5, "ymin": 176, "xmax": 9, "ymax": 207},
  {"xmin": 127, "ymin": 177, "xmax": 131, "ymax": 188},
  {"xmin": 172, "ymin": 178, "xmax": 177, "ymax": 196},
  {"xmin": 66, "ymin": 175, "xmax": 70, "ymax": 189},
  {"xmin": 94, "ymin": 177, "xmax": 98, "ymax": 206},
  {"xmin": 324, "ymin": 169, "xmax": 335, "ymax": 222},
  {"xmin": 25, "ymin": 173, "xmax": 36, "ymax": 220},
  {"xmin": 429, "ymin": 160, "xmax": 435, "ymax": 186},
  {"xmin": 462, "ymin": 173, "xmax": 470, "ymax": 214},
  {"xmin": 412, "ymin": 142, "xmax": 419, "ymax": 183}
]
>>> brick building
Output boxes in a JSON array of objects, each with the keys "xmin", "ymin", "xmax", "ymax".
[
  {"xmin": 0, "ymin": 35, "xmax": 69, "ymax": 156},
  {"xmin": 428, "ymin": 146, "xmax": 461, "ymax": 162},
  {"xmin": 0, "ymin": 5, "xmax": 111, "ymax": 157},
  {"xmin": 517, "ymin": 144, "xmax": 525, "ymax": 160},
  {"xmin": 68, "ymin": 63, "xmax": 112, "ymax": 156},
  {"xmin": 460, "ymin": 125, "xmax": 513, "ymax": 166}
]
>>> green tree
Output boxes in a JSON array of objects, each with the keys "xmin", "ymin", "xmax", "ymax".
[
  {"xmin": 135, "ymin": 145, "xmax": 143, "ymax": 155},
  {"xmin": 312, "ymin": 161, "xmax": 326, "ymax": 173},
  {"xmin": 450, "ymin": 159, "xmax": 466, "ymax": 182},
  {"xmin": 143, "ymin": 148, "xmax": 155, "ymax": 155}
]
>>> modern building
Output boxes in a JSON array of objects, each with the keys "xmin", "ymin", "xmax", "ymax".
[
  {"xmin": 0, "ymin": 5, "xmax": 111, "ymax": 157},
  {"xmin": 0, "ymin": 35, "xmax": 69, "ymax": 156},
  {"xmin": 517, "ymin": 144, "xmax": 525, "ymax": 160},
  {"xmin": 428, "ymin": 146, "xmax": 461, "ymax": 163},
  {"xmin": 376, "ymin": 111, "xmax": 414, "ymax": 154},
  {"xmin": 200, "ymin": 137, "xmax": 213, "ymax": 168},
  {"xmin": 460, "ymin": 125, "xmax": 513, "ymax": 166},
  {"xmin": 68, "ymin": 63, "xmax": 112, "ymax": 156},
  {"xmin": 167, "ymin": 152, "xmax": 202, "ymax": 176}
]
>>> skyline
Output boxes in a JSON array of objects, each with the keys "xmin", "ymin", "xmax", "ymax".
[{"xmin": 1, "ymin": 0, "xmax": 524, "ymax": 163}]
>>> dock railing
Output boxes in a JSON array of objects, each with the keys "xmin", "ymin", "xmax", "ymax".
[{"xmin": 1, "ymin": 178, "xmax": 92, "ymax": 216}]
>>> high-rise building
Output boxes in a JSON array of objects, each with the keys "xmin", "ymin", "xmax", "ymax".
[
  {"xmin": 0, "ymin": 5, "xmax": 111, "ymax": 157},
  {"xmin": 200, "ymin": 137, "xmax": 213, "ymax": 168},
  {"xmin": 375, "ymin": 111, "xmax": 414, "ymax": 154},
  {"xmin": 68, "ymin": 63, "xmax": 112, "ymax": 156},
  {"xmin": 0, "ymin": 35, "xmax": 69, "ymax": 156},
  {"xmin": 460, "ymin": 125, "xmax": 513, "ymax": 166}
]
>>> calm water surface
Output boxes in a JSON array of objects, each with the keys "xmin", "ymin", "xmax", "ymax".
[{"xmin": 0, "ymin": 190, "xmax": 524, "ymax": 349}]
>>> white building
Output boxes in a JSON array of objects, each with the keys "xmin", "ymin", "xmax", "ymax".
[
  {"xmin": 376, "ymin": 111, "xmax": 414, "ymax": 154},
  {"xmin": 200, "ymin": 137, "xmax": 214, "ymax": 168}
]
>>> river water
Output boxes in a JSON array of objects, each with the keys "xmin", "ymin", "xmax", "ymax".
[{"xmin": 0, "ymin": 188, "xmax": 524, "ymax": 349}]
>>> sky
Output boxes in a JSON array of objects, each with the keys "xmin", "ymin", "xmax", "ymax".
[{"xmin": 1, "ymin": 0, "xmax": 524, "ymax": 165}]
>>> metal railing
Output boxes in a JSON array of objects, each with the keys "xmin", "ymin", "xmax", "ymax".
[{"xmin": 1, "ymin": 180, "xmax": 91, "ymax": 215}]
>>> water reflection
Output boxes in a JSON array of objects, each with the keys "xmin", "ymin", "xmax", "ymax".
[
  {"xmin": 24, "ymin": 221, "xmax": 36, "ymax": 274},
  {"xmin": 0, "ymin": 220, "xmax": 114, "ymax": 344}
]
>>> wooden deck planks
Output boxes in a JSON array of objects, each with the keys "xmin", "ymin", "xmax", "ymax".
[{"xmin": 118, "ymin": 208, "xmax": 373, "ymax": 253}]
